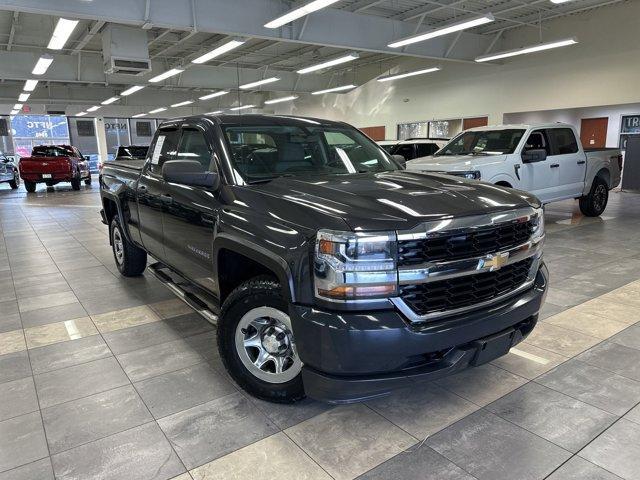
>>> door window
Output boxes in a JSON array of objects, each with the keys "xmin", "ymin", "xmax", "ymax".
[
  {"xmin": 149, "ymin": 128, "xmax": 180, "ymax": 174},
  {"xmin": 547, "ymin": 128, "xmax": 579, "ymax": 155},
  {"xmin": 391, "ymin": 144, "xmax": 416, "ymax": 160},
  {"xmin": 176, "ymin": 128, "xmax": 213, "ymax": 171},
  {"xmin": 524, "ymin": 130, "xmax": 551, "ymax": 155},
  {"xmin": 415, "ymin": 143, "xmax": 438, "ymax": 157}
]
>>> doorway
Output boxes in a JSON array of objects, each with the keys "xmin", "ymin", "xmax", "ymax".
[
  {"xmin": 462, "ymin": 117, "xmax": 488, "ymax": 130},
  {"xmin": 580, "ymin": 117, "xmax": 608, "ymax": 149}
]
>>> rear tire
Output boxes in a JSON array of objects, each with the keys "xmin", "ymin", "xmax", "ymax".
[
  {"xmin": 218, "ymin": 277, "xmax": 305, "ymax": 404},
  {"xmin": 579, "ymin": 176, "xmax": 608, "ymax": 217},
  {"xmin": 84, "ymin": 174, "xmax": 92, "ymax": 185},
  {"xmin": 24, "ymin": 181, "xmax": 36, "ymax": 193},
  {"xmin": 9, "ymin": 172, "xmax": 19, "ymax": 189},
  {"xmin": 110, "ymin": 217, "xmax": 147, "ymax": 277},
  {"xmin": 71, "ymin": 175, "xmax": 81, "ymax": 190}
]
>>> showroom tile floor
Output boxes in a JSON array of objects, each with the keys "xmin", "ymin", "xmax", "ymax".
[{"xmin": 0, "ymin": 180, "xmax": 639, "ymax": 480}]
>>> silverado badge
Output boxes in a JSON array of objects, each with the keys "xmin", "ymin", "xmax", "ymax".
[{"xmin": 484, "ymin": 252, "xmax": 510, "ymax": 271}]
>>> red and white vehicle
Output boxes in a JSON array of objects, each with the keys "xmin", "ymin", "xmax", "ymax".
[{"xmin": 19, "ymin": 145, "xmax": 92, "ymax": 193}]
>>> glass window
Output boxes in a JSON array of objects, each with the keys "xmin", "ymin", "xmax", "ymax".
[
  {"xmin": 391, "ymin": 144, "xmax": 416, "ymax": 160},
  {"xmin": 149, "ymin": 128, "xmax": 180, "ymax": 175},
  {"xmin": 104, "ymin": 118, "xmax": 131, "ymax": 160},
  {"xmin": 397, "ymin": 121, "xmax": 428, "ymax": 141},
  {"xmin": 68, "ymin": 117, "xmax": 99, "ymax": 172},
  {"xmin": 436, "ymin": 129, "xmax": 525, "ymax": 156},
  {"xmin": 547, "ymin": 128, "xmax": 579, "ymax": 155},
  {"xmin": 130, "ymin": 119, "xmax": 158, "ymax": 146},
  {"xmin": 175, "ymin": 128, "xmax": 213, "ymax": 170},
  {"xmin": 524, "ymin": 130, "xmax": 551, "ymax": 155},
  {"xmin": 416, "ymin": 143, "xmax": 439, "ymax": 157}
]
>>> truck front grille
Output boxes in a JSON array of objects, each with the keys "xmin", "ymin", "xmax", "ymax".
[
  {"xmin": 398, "ymin": 220, "xmax": 534, "ymax": 266},
  {"xmin": 399, "ymin": 258, "xmax": 534, "ymax": 317}
]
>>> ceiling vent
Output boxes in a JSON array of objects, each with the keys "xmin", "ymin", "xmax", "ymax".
[
  {"xmin": 102, "ymin": 24, "xmax": 151, "ymax": 76},
  {"xmin": 105, "ymin": 57, "xmax": 152, "ymax": 75}
]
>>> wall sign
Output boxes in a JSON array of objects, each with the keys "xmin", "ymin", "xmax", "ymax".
[{"xmin": 621, "ymin": 115, "xmax": 640, "ymax": 134}]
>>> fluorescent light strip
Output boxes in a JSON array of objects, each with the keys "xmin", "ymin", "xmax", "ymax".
[
  {"xmin": 550, "ymin": 0, "xmax": 573, "ymax": 3},
  {"xmin": 312, "ymin": 84, "xmax": 356, "ymax": 95},
  {"xmin": 170, "ymin": 100, "xmax": 194, "ymax": 107},
  {"xmin": 206, "ymin": 110, "xmax": 224, "ymax": 114},
  {"xmin": 149, "ymin": 107, "xmax": 167, "ymax": 114},
  {"xmin": 389, "ymin": 14, "xmax": 494, "ymax": 48},
  {"xmin": 10, "ymin": 110, "xmax": 19, "ymax": 115},
  {"xmin": 230, "ymin": 105, "xmax": 255, "ymax": 111},
  {"xmin": 148, "ymin": 68, "xmax": 184, "ymax": 83},
  {"xmin": 47, "ymin": 18, "xmax": 79, "ymax": 50},
  {"xmin": 101, "ymin": 96, "xmax": 120, "ymax": 105},
  {"xmin": 76, "ymin": 112, "xmax": 87, "ymax": 116},
  {"xmin": 239, "ymin": 77, "xmax": 280, "ymax": 90},
  {"xmin": 13, "ymin": 104, "xmax": 23, "ymax": 110},
  {"xmin": 264, "ymin": 95, "xmax": 298, "ymax": 105},
  {"xmin": 132, "ymin": 113, "xmax": 148, "ymax": 118},
  {"xmin": 199, "ymin": 91, "xmax": 229, "ymax": 100},
  {"xmin": 475, "ymin": 37, "xmax": 578, "ymax": 62},
  {"xmin": 297, "ymin": 53, "xmax": 359, "ymax": 74},
  {"xmin": 86, "ymin": 105, "xmax": 101, "ymax": 112},
  {"xmin": 265, "ymin": 0, "xmax": 340, "ymax": 28},
  {"xmin": 32, "ymin": 55, "xmax": 54, "ymax": 75},
  {"xmin": 18, "ymin": 93, "xmax": 30, "ymax": 102},
  {"xmin": 377, "ymin": 66, "xmax": 441, "ymax": 82},
  {"xmin": 121, "ymin": 85, "xmax": 145, "ymax": 96},
  {"xmin": 24, "ymin": 80, "xmax": 39, "ymax": 92},
  {"xmin": 192, "ymin": 39, "xmax": 246, "ymax": 64}
]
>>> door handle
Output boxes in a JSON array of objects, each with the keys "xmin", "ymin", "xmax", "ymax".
[
  {"xmin": 577, "ymin": 160, "xmax": 586, "ymax": 165},
  {"xmin": 550, "ymin": 163, "xmax": 560, "ymax": 168},
  {"xmin": 160, "ymin": 194, "xmax": 173, "ymax": 204}
]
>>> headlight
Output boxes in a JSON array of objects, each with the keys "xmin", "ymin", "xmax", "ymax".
[
  {"xmin": 531, "ymin": 207, "xmax": 545, "ymax": 240},
  {"xmin": 448, "ymin": 170, "xmax": 481, "ymax": 180},
  {"xmin": 314, "ymin": 230, "xmax": 398, "ymax": 301}
]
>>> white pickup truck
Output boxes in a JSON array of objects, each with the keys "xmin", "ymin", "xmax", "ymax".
[{"xmin": 406, "ymin": 123, "xmax": 622, "ymax": 216}]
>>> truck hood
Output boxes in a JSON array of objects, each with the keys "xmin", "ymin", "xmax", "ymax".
[
  {"xmin": 407, "ymin": 154, "xmax": 508, "ymax": 172},
  {"xmin": 231, "ymin": 171, "xmax": 537, "ymax": 232}
]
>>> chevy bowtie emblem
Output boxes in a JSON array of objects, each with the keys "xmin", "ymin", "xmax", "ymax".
[{"xmin": 484, "ymin": 252, "xmax": 509, "ymax": 270}]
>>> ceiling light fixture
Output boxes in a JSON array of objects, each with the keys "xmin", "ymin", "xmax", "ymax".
[
  {"xmin": 101, "ymin": 96, "xmax": 120, "ymax": 105},
  {"xmin": 24, "ymin": 80, "xmax": 39, "ymax": 91},
  {"xmin": 87, "ymin": 105, "xmax": 101, "ymax": 112},
  {"xmin": 388, "ymin": 13, "xmax": 495, "ymax": 48},
  {"xmin": 312, "ymin": 84, "xmax": 357, "ymax": 95},
  {"xmin": 170, "ymin": 100, "xmax": 194, "ymax": 107},
  {"xmin": 18, "ymin": 93, "xmax": 31, "ymax": 102},
  {"xmin": 13, "ymin": 104, "xmax": 23, "ymax": 110},
  {"xmin": 10, "ymin": 110, "xmax": 19, "ymax": 115},
  {"xmin": 149, "ymin": 107, "xmax": 167, "ymax": 114},
  {"xmin": 239, "ymin": 77, "xmax": 280, "ymax": 90},
  {"xmin": 192, "ymin": 39, "xmax": 246, "ymax": 64},
  {"xmin": 230, "ymin": 105, "xmax": 255, "ymax": 111},
  {"xmin": 76, "ymin": 112, "xmax": 87, "ymax": 116},
  {"xmin": 475, "ymin": 37, "xmax": 578, "ymax": 62},
  {"xmin": 199, "ymin": 91, "xmax": 229, "ymax": 100},
  {"xmin": 32, "ymin": 55, "xmax": 54, "ymax": 75},
  {"xmin": 47, "ymin": 18, "xmax": 79, "ymax": 50},
  {"xmin": 297, "ymin": 53, "xmax": 359, "ymax": 74},
  {"xmin": 377, "ymin": 66, "xmax": 441, "ymax": 82},
  {"xmin": 265, "ymin": 0, "xmax": 340, "ymax": 29},
  {"xmin": 121, "ymin": 85, "xmax": 145, "ymax": 96},
  {"xmin": 148, "ymin": 68, "xmax": 184, "ymax": 83},
  {"xmin": 264, "ymin": 95, "xmax": 299, "ymax": 104},
  {"xmin": 132, "ymin": 113, "xmax": 148, "ymax": 118},
  {"xmin": 550, "ymin": 0, "xmax": 574, "ymax": 3},
  {"xmin": 206, "ymin": 110, "xmax": 225, "ymax": 114}
]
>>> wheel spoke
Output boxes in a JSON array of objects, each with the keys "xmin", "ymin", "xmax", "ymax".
[
  {"xmin": 254, "ymin": 349, "xmax": 274, "ymax": 369},
  {"xmin": 274, "ymin": 356, "xmax": 286, "ymax": 374},
  {"xmin": 243, "ymin": 332, "xmax": 262, "ymax": 350}
]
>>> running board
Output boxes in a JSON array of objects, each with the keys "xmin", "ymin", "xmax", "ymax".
[{"xmin": 148, "ymin": 262, "xmax": 219, "ymax": 325}]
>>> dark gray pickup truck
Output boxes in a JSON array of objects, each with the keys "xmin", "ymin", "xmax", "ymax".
[{"xmin": 100, "ymin": 114, "xmax": 548, "ymax": 404}]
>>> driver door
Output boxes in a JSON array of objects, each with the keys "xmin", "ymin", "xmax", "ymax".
[{"xmin": 518, "ymin": 130, "xmax": 559, "ymax": 203}]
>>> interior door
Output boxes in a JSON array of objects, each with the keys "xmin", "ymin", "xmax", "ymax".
[
  {"xmin": 463, "ymin": 117, "xmax": 489, "ymax": 130},
  {"xmin": 518, "ymin": 130, "xmax": 559, "ymax": 203},
  {"xmin": 162, "ymin": 123, "xmax": 219, "ymax": 292},
  {"xmin": 136, "ymin": 124, "xmax": 180, "ymax": 259},
  {"xmin": 580, "ymin": 118, "xmax": 608, "ymax": 149},
  {"xmin": 548, "ymin": 127, "xmax": 585, "ymax": 199}
]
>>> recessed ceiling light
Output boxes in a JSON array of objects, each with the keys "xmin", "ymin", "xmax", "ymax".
[
  {"xmin": 475, "ymin": 37, "xmax": 578, "ymax": 62},
  {"xmin": 121, "ymin": 85, "xmax": 145, "ymax": 96},
  {"xmin": 76, "ymin": 112, "xmax": 87, "ymax": 116},
  {"xmin": 265, "ymin": 0, "xmax": 341, "ymax": 29},
  {"xmin": 377, "ymin": 66, "xmax": 441, "ymax": 82},
  {"xmin": 297, "ymin": 53, "xmax": 359, "ymax": 74},
  {"xmin": 192, "ymin": 39, "xmax": 246, "ymax": 64},
  {"xmin": 13, "ymin": 104, "xmax": 23, "ymax": 110},
  {"xmin": 149, "ymin": 107, "xmax": 167, "ymax": 114},
  {"xmin": 264, "ymin": 95, "xmax": 299, "ymax": 104},
  {"xmin": 229, "ymin": 105, "xmax": 255, "ymax": 111},
  {"xmin": 132, "ymin": 113, "xmax": 148, "ymax": 118},
  {"xmin": 170, "ymin": 100, "xmax": 194, "ymax": 107},
  {"xmin": 24, "ymin": 80, "xmax": 39, "ymax": 92},
  {"xmin": 148, "ymin": 68, "xmax": 184, "ymax": 83},
  {"xmin": 199, "ymin": 91, "xmax": 229, "ymax": 100},
  {"xmin": 32, "ymin": 55, "xmax": 54, "ymax": 75},
  {"xmin": 87, "ymin": 105, "xmax": 101, "ymax": 112},
  {"xmin": 312, "ymin": 84, "xmax": 357, "ymax": 95},
  {"xmin": 101, "ymin": 97, "xmax": 120, "ymax": 105},
  {"xmin": 47, "ymin": 18, "xmax": 79, "ymax": 50},
  {"xmin": 239, "ymin": 77, "xmax": 280, "ymax": 90},
  {"xmin": 388, "ymin": 14, "xmax": 495, "ymax": 48},
  {"xmin": 10, "ymin": 110, "xmax": 19, "ymax": 115},
  {"xmin": 18, "ymin": 93, "xmax": 31, "ymax": 102}
]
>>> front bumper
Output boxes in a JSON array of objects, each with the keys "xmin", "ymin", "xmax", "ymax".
[{"xmin": 291, "ymin": 262, "xmax": 548, "ymax": 403}]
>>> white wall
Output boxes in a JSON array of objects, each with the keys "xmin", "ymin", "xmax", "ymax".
[{"xmin": 275, "ymin": 2, "xmax": 640, "ymax": 139}]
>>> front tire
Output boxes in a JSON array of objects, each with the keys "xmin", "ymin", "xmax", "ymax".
[
  {"xmin": 110, "ymin": 217, "xmax": 147, "ymax": 276},
  {"xmin": 24, "ymin": 181, "xmax": 36, "ymax": 193},
  {"xmin": 84, "ymin": 175, "xmax": 92, "ymax": 185},
  {"xmin": 218, "ymin": 277, "xmax": 305, "ymax": 403},
  {"xmin": 9, "ymin": 172, "xmax": 19, "ymax": 189},
  {"xmin": 71, "ymin": 174, "xmax": 81, "ymax": 190},
  {"xmin": 579, "ymin": 176, "xmax": 609, "ymax": 217}
]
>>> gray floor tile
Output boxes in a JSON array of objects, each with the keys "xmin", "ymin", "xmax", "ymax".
[
  {"xmin": 357, "ymin": 444, "xmax": 476, "ymax": 480},
  {"xmin": 42, "ymin": 385, "xmax": 153, "ymax": 454},
  {"xmin": 135, "ymin": 362, "xmax": 235, "ymax": 419},
  {"xmin": 0, "ymin": 351, "xmax": 31, "ymax": 384},
  {"xmin": 249, "ymin": 396, "xmax": 334, "ymax": 430},
  {"xmin": 117, "ymin": 338, "xmax": 203, "ymax": 382},
  {"xmin": 546, "ymin": 456, "xmax": 623, "ymax": 480},
  {"xmin": 426, "ymin": 410, "xmax": 571, "ymax": 480},
  {"xmin": 577, "ymin": 342, "xmax": 640, "ymax": 381},
  {"xmin": 34, "ymin": 357, "xmax": 129, "ymax": 408},
  {"xmin": 158, "ymin": 392, "xmax": 278, "ymax": 470},
  {"xmin": 0, "ymin": 377, "xmax": 38, "ymax": 422},
  {"xmin": 183, "ymin": 330, "xmax": 218, "ymax": 361},
  {"xmin": 580, "ymin": 419, "xmax": 640, "ymax": 480},
  {"xmin": 0, "ymin": 412, "xmax": 49, "ymax": 473},
  {"xmin": 536, "ymin": 359, "xmax": 640, "ymax": 415},
  {"xmin": 624, "ymin": 404, "xmax": 640, "ymax": 425},
  {"xmin": 29, "ymin": 335, "xmax": 112, "ymax": 375},
  {"xmin": 0, "ymin": 313, "xmax": 20, "ymax": 334},
  {"xmin": 20, "ymin": 302, "xmax": 88, "ymax": 328},
  {"xmin": 51, "ymin": 422, "xmax": 185, "ymax": 480},
  {"xmin": 486, "ymin": 382, "xmax": 616, "ymax": 452},
  {"xmin": 0, "ymin": 458, "xmax": 54, "ymax": 480},
  {"xmin": 611, "ymin": 326, "xmax": 640, "ymax": 350}
]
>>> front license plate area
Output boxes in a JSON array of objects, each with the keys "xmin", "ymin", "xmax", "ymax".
[
  {"xmin": 471, "ymin": 328, "xmax": 516, "ymax": 366},
  {"xmin": 42, "ymin": 173, "xmax": 52, "ymax": 179}
]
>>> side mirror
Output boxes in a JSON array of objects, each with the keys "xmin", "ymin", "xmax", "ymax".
[
  {"xmin": 162, "ymin": 160, "xmax": 220, "ymax": 189},
  {"xmin": 392, "ymin": 154, "xmax": 406, "ymax": 169},
  {"xmin": 521, "ymin": 149, "xmax": 547, "ymax": 163}
]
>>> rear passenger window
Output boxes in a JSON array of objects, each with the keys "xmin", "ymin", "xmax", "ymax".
[
  {"xmin": 416, "ymin": 143, "xmax": 438, "ymax": 157},
  {"xmin": 176, "ymin": 128, "xmax": 213, "ymax": 171},
  {"xmin": 149, "ymin": 128, "xmax": 180, "ymax": 175},
  {"xmin": 392, "ymin": 144, "xmax": 415, "ymax": 160},
  {"xmin": 548, "ymin": 128, "xmax": 579, "ymax": 155}
]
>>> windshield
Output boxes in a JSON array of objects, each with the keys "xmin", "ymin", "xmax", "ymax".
[
  {"xmin": 31, "ymin": 146, "xmax": 75, "ymax": 157},
  {"xmin": 117, "ymin": 146, "xmax": 148, "ymax": 159},
  {"xmin": 435, "ymin": 129, "xmax": 525, "ymax": 156},
  {"xmin": 223, "ymin": 124, "xmax": 398, "ymax": 183}
]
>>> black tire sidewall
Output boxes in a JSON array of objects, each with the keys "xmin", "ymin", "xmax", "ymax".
[{"xmin": 581, "ymin": 177, "xmax": 608, "ymax": 216}]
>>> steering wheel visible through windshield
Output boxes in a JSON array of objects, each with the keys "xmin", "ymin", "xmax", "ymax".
[
  {"xmin": 435, "ymin": 129, "xmax": 525, "ymax": 156},
  {"xmin": 223, "ymin": 124, "xmax": 398, "ymax": 184}
]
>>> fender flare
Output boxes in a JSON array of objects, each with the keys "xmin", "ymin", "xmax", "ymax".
[
  {"xmin": 101, "ymin": 189, "xmax": 134, "ymax": 245},
  {"xmin": 213, "ymin": 234, "xmax": 296, "ymax": 303},
  {"xmin": 487, "ymin": 173, "xmax": 517, "ymax": 187}
]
